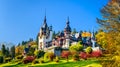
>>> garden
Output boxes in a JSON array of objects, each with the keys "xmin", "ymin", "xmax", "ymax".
[{"xmin": 0, "ymin": 41, "xmax": 103, "ymax": 67}]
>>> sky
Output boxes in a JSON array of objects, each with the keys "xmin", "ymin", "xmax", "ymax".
[{"xmin": 0, "ymin": 0, "xmax": 108, "ymax": 45}]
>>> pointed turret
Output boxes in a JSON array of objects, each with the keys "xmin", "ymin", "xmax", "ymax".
[
  {"xmin": 64, "ymin": 17, "xmax": 71, "ymax": 34},
  {"xmin": 42, "ymin": 15, "xmax": 48, "ymax": 29}
]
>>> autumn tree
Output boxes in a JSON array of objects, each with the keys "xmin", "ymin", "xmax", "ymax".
[
  {"xmin": 97, "ymin": 0, "xmax": 120, "ymax": 66},
  {"xmin": 15, "ymin": 46, "xmax": 24, "ymax": 56},
  {"xmin": 95, "ymin": 30, "xmax": 107, "ymax": 49},
  {"xmin": 97, "ymin": 0, "xmax": 120, "ymax": 53}
]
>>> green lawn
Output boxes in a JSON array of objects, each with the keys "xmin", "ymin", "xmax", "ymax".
[{"xmin": 0, "ymin": 59, "xmax": 101, "ymax": 67}]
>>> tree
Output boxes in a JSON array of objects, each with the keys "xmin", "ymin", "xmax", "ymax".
[
  {"xmin": 95, "ymin": 31, "xmax": 107, "ymax": 49},
  {"xmin": 0, "ymin": 50, "xmax": 2, "ymax": 55},
  {"xmin": 69, "ymin": 41, "xmax": 83, "ymax": 52},
  {"xmin": 34, "ymin": 50, "xmax": 45, "ymax": 58},
  {"xmin": 56, "ymin": 31, "xmax": 60, "ymax": 36},
  {"xmin": 97, "ymin": 0, "xmax": 120, "ymax": 32},
  {"xmin": 5, "ymin": 47, "xmax": 10, "ymax": 57},
  {"xmin": 1, "ymin": 44, "xmax": 6, "ymax": 56},
  {"xmin": 97, "ymin": 0, "xmax": 120, "ymax": 53},
  {"xmin": 36, "ymin": 34, "xmax": 39, "ymax": 46},
  {"xmin": 72, "ymin": 28, "xmax": 77, "ymax": 34},
  {"xmin": 15, "ymin": 46, "xmax": 24, "ymax": 56},
  {"xmin": 28, "ymin": 38, "xmax": 33, "ymax": 42},
  {"xmin": 21, "ymin": 41, "xmax": 27, "ymax": 45},
  {"xmin": 10, "ymin": 46, "xmax": 15, "ymax": 59},
  {"xmin": 52, "ymin": 31, "xmax": 56, "ymax": 39},
  {"xmin": 27, "ymin": 47, "xmax": 35, "ymax": 56},
  {"xmin": 97, "ymin": 0, "xmax": 120, "ymax": 66}
]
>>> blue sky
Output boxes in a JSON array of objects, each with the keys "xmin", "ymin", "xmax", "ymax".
[{"xmin": 0, "ymin": 0, "xmax": 108, "ymax": 44}]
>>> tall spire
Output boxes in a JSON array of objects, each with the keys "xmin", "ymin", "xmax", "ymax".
[
  {"xmin": 42, "ymin": 10, "xmax": 48, "ymax": 30},
  {"xmin": 67, "ymin": 16, "xmax": 69, "ymax": 25},
  {"xmin": 64, "ymin": 16, "xmax": 71, "ymax": 33},
  {"xmin": 44, "ymin": 9, "xmax": 46, "ymax": 23}
]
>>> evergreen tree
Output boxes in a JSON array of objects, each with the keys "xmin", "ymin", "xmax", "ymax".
[
  {"xmin": 52, "ymin": 31, "xmax": 56, "ymax": 39},
  {"xmin": 1, "ymin": 44, "xmax": 6, "ymax": 56},
  {"xmin": 5, "ymin": 47, "xmax": 10, "ymax": 57},
  {"xmin": 10, "ymin": 46, "xmax": 15, "ymax": 59},
  {"xmin": 36, "ymin": 34, "xmax": 39, "ymax": 45},
  {"xmin": 72, "ymin": 28, "xmax": 77, "ymax": 34}
]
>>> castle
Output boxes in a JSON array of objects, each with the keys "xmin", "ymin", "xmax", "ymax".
[
  {"xmin": 38, "ymin": 15, "xmax": 99, "ymax": 52},
  {"xmin": 38, "ymin": 15, "xmax": 53, "ymax": 50}
]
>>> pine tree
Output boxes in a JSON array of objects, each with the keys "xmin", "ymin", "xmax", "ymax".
[
  {"xmin": 10, "ymin": 46, "xmax": 15, "ymax": 59},
  {"xmin": 1, "ymin": 44, "xmax": 6, "ymax": 56},
  {"xmin": 5, "ymin": 47, "xmax": 10, "ymax": 57},
  {"xmin": 52, "ymin": 31, "xmax": 56, "ymax": 39}
]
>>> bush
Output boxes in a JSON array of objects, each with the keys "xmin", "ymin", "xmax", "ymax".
[
  {"xmin": 0, "ymin": 56, "xmax": 4, "ymax": 63},
  {"xmin": 61, "ymin": 51, "xmax": 70, "ymax": 61},
  {"xmin": 5, "ymin": 57, "xmax": 12, "ymax": 63},
  {"xmin": 23, "ymin": 56, "xmax": 35, "ymax": 64},
  {"xmin": 85, "ymin": 46, "xmax": 92, "ymax": 54},
  {"xmin": 73, "ymin": 54, "xmax": 79, "ymax": 61},
  {"xmin": 17, "ymin": 61, "xmax": 22, "ymax": 64},
  {"xmin": 34, "ymin": 50, "xmax": 45, "ymax": 58},
  {"xmin": 79, "ymin": 52, "xmax": 87, "ymax": 60},
  {"xmin": 32, "ymin": 59, "xmax": 39, "ymax": 64},
  {"xmin": 69, "ymin": 44, "xmax": 83, "ymax": 52},
  {"xmin": 16, "ymin": 55, "xmax": 23, "ymax": 59},
  {"xmin": 39, "ymin": 58, "xmax": 44, "ymax": 63},
  {"xmin": 55, "ymin": 56, "xmax": 59, "ymax": 63},
  {"xmin": 70, "ymin": 51, "xmax": 77, "ymax": 56},
  {"xmin": 91, "ymin": 50, "xmax": 102, "ymax": 57},
  {"xmin": 44, "ymin": 52, "xmax": 54, "ymax": 62}
]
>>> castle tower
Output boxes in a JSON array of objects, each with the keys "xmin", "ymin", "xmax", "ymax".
[
  {"xmin": 63, "ymin": 17, "xmax": 71, "ymax": 48},
  {"xmin": 38, "ymin": 15, "xmax": 53, "ymax": 50}
]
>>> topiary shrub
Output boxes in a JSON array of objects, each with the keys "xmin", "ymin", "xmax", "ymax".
[
  {"xmin": 0, "ymin": 56, "xmax": 4, "ymax": 63},
  {"xmin": 85, "ymin": 46, "xmax": 92, "ymax": 54},
  {"xmin": 44, "ymin": 52, "xmax": 55, "ymax": 62},
  {"xmin": 23, "ymin": 56, "xmax": 35, "ymax": 64}
]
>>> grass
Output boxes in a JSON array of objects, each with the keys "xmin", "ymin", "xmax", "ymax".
[{"xmin": 0, "ymin": 59, "xmax": 101, "ymax": 67}]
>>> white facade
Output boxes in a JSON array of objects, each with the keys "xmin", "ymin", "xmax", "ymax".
[
  {"xmin": 38, "ymin": 16, "xmax": 53, "ymax": 50},
  {"xmin": 38, "ymin": 29, "xmax": 53, "ymax": 50}
]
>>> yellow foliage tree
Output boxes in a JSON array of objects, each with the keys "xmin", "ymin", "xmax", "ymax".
[
  {"xmin": 15, "ymin": 46, "xmax": 24, "ymax": 56},
  {"xmin": 95, "ymin": 31, "xmax": 107, "ymax": 49}
]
